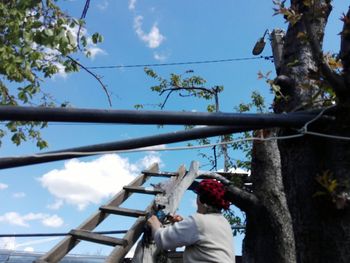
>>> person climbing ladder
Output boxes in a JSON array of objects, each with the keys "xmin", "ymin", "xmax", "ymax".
[{"xmin": 147, "ymin": 179, "xmax": 235, "ymax": 262}]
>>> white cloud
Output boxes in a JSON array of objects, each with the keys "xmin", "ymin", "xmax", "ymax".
[
  {"xmin": 139, "ymin": 153, "xmax": 162, "ymax": 169},
  {"xmin": 0, "ymin": 237, "xmax": 60, "ymax": 251},
  {"xmin": 153, "ymin": 51, "xmax": 168, "ymax": 62},
  {"xmin": 53, "ymin": 63, "xmax": 68, "ymax": 79},
  {"xmin": 133, "ymin": 16, "xmax": 165, "ymax": 48},
  {"xmin": 0, "ymin": 237, "xmax": 16, "ymax": 250},
  {"xmin": 47, "ymin": 199, "xmax": 64, "ymax": 210},
  {"xmin": 86, "ymin": 46, "xmax": 107, "ymax": 59},
  {"xmin": 39, "ymin": 154, "xmax": 159, "ymax": 210},
  {"xmin": 97, "ymin": 0, "xmax": 109, "ymax": 11},
  {"xmin": 42, "ymin": 215, "xmax": 64, "ymax": 228},
  {"xmin": 0, "ymin": 212, "xmax": 64, "ymax": 228},
  {"xmin": 0, "ymin": 212, "xmax": 30, "ymax": 227},
  {"xmin": 12, "ymin": 192, "xmax": 26, "ymax": 198},
  {"xmin": 0, "ymin": 183, "xmax": 8, "ymax": 190},
  {"xmin": 128, "ymin": 0, "xmax": 137, "ymax": 10}
]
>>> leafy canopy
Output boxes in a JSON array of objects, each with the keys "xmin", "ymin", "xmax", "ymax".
[{"xmin": 0, "ymin": 0, "xmax": 102, "ymax": 148}]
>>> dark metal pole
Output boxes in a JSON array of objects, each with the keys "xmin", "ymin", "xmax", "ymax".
[
  {"xmin": 0, "ymin": 105, "xmax": 328, "ymax": 127},
  {"xmin": 0, "ymin": 125, "xmax": 261, "ymax": 170}
]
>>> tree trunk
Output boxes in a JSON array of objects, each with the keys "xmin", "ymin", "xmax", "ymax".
[
  {"xmin": 272, "ymin": 1, "xmax": 350, "ymax": 262},
  {"xmin": 242, "ymin": 130, "xmax": 295, "ymax": 263}
]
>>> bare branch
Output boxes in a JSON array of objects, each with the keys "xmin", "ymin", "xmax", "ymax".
[
  {"xmin": 66, "ymin": 56, "xmax": 112, "ymax": 107},
  {"xmin": 198, "ymin": 171, "xmax": 260, "ymax": 211},
  {"xmin": 77, "ymin": 0, "xmax": 90, "ymax": 51},
  {"xmin": 160, "ymin": 90, "xmax": 175, "ymax": 109},
  {"xmin": 159, "ymin": 86, "xmax": 215, "ymax": 96},
  {"xmin": 303, "ymin": 13, "xmax": 347, "ymax": 97},
  {"xmin": 225, "ymin": 184, "xmax": 260, "ymax": 211},
  {"xmin": 340, "ymin": 7, "xmax": 350, "ymax": 89},
  {"xmin": 159, "ymin": 86, "xmax": 215, "ymax": 109}
]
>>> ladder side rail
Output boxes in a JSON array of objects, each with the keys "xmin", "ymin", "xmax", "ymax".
[
  {"xmin": 35, "ymin": 163, "xmax": 159, "ymax": 263},
  {"xmin": 104, "ymin": 203, "xmax": 154, "ymax": 263},
  {"xmin": 166, "ymin": 161, "xmax": 199, "ymax": 215},
  {"xmin": 106, "ymin": 167, "xmax": 184, "ymax": 262},
  {"xmin": 131, "ymin": 162, "xmax": 199, "ymax": 263}
]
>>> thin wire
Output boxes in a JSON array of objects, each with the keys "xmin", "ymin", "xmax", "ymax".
[
  {"xmin": 304, "ymin": 131, "xmax": 350, "ymax": 141},
  {"xmin": 298, "ymin": 105, "xmax": 336, "ymax": 133},
  {"xmin": 3, "ymin": 133, "xmax": 305, "ymax": 159},
  {"xmin": 0, "ymin": 227, "xmax": 245, "ymax": 238},
  {"xmin": 0, "ymin": 230, "xmax": 128, "ymax": 238},
  {"xmin": 85, "ymin": 56, "xmax": 273, "ymax": 70}
]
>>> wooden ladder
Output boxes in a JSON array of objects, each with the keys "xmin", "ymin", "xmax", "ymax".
[{"xmin": 34, "ymin": 162, "xmax": 193, "ymax": 263}]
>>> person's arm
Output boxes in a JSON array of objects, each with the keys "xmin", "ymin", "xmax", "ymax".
[
  {"xmin": 147, "ymin": 215, "xmax": 162, "ymax": 237},
  {"xmin": 148, "ymin": 215, "xmax": 200, "ymax": 250}
]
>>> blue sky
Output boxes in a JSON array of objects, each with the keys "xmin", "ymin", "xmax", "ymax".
[{"xmin": 0, "ymin": 0, "xmax": 347, "ymax": 257}]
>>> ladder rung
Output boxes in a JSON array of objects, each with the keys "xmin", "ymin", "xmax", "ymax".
[
  {"xmin": 142, "ymin": 171, "xmax": 178, "ymax": 177},
  {"xmin": 123, "ymin": 186, "xmax": 163, "ymax": 195},
  {"xmin": 69, "ymin": 230, "xmax": 127, "ymax": 247},
  {"xmin": 100, "ymin": 206, "xmax": 147, "ymax": 217}
]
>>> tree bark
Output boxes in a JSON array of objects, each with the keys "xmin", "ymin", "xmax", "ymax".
[
  {"xmin": 272, "ymin": 1, "xmax": 350, "ymax": 262},
  {"xmin": 242, "ymin": 130, "xmax": 295, "ymax": 263}
]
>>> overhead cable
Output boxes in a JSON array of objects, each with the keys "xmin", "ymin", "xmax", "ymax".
[
  {"xmin": 85, "ymin": 56, "xmax": 273, "ymax": 70},
  {"xmin": 0, "ymin": 230, "xmax": 128, "ymax": 238}
]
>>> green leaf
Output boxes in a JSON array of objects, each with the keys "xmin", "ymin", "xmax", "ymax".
[{"xmin": 91, "ymin": 33, "xmax": 103, "ymax": 44}]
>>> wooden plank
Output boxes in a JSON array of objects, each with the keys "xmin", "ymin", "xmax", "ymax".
[
  {"xmin": 142, "ymin": 171, "xmax": 179, "ymax": 178},
  {"xmin": 99, "ymin": 206, "xmax": 146, "ymax": 217},
  {"xmin": 69, "ymin": 230, "xmax": 127, "ymax": 247},
  {"xmin": 34, "ymin": 163, "xmax": 159, "ymax": 263},
  {"xmin": 105, "ymin": 203, "xmax": 154, "ymax": 263},
  {"xmin": 132, "ymin": 162, "xmax": 199, "ymax": 263},
  {"xmin": 123, "ymin": 186, "xmax": 163, "ymax": 195}
]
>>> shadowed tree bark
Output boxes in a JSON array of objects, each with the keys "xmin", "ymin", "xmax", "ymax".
[
  {"xmin": 272, "ymin": 1, "xmax": 350, "ymax": 262},
  {"xmin": 228, "ymin": 1, "xmax": 350, "ymax": 262}
]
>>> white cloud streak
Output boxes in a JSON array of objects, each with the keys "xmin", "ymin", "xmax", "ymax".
[
  {"xmin": 133, "ymin": 16, "xmax": 165, "ymax": 48},
  {"xmin": 47, "ymin": 199, "xmax": 64, "ymax": 210},
  {"xmin": 0, "ymin": 183, "xmax": 8, "ymax": 190},
  {"xmin": 0, "ymin": 212, "xmax": 64, "ymax": 228},
  {"xmin": 97, "ymin": 0, "xmax": 109, "ymax": 11},
  {"xmin": 42, "ymin": 215, "xmax": 64, "ymax": 228},
  {"xmin": 12, "ymin": 192, "xmax": 26, "ymax": 198},
  {"xmin": 40, "ymin": 153, "xmax": 161, "ymax": 210},
  {"xmin": 0, "ymin": 237, "xmax": 60, "ymax": 251},
  {"xmin": 153, "ymin": 51, "xmax": 168, "ymax": 61},
  {"xmin": 128, "ymin": 0, "xmax": 137, "ymax": 10}
]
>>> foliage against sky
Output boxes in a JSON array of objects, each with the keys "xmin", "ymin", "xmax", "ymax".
[{"xmin": 0, "ymin": 0, "xmax": 348, "ymax": 255}]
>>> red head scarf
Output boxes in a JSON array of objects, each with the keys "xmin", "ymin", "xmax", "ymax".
[{"xmin": 196, "ymin": 179, "xmax": 230, "ymax": 210}]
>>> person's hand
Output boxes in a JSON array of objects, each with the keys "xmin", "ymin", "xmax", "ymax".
[
  {"xmin": 147, "ymin": 215, "xmax": 162, "ymax": 232},
  {"xmin": 168, "ymin": 214, "xmax": 183, "ymax": 223}
]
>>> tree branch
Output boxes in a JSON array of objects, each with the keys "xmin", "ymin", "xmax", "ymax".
[
  {"xmin": 159, "ymin": 86, "xmax": 215, "ymax": 109},
  {"xmin": 160, "ymin": 90, "xmax": 175, "ymax": 109},
  {"xmin": 77, "ymin": 0, "xmax": 90, "ymax": 51},
  {"xmin": 66, "ymin": 56, "xmax": 112, "ymax": 106},
  {"xmin": 198, "ymin": 171, "xmax": 260, "ymax": 211},
  {"xmin": 159, "ymin": 86, "xmax": 215, "ymax": 96},
  {"xmin": 303, "ymin": 11, "xmax": 347, "ymax": 97},
  {"xmin": 340, "ymin": 7, "xmax": 350, "ymax": 90}
]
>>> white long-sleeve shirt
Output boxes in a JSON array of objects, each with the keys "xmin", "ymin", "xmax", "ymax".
[{"xmin": 154, "ymin": 212, "xmax": 235, "ymax": 263}]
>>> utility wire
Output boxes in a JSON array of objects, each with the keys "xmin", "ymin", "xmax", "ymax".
[
  {"xmin": 4, "ymin": 131, "xmax": 347, "ymax": 159},
  {"xmin": 0, "ymin": 227, "xmax": 246, "ymax": 238},
  {"xmin": 0, "ymin": 230, "xmax": 128, "ymax": 238},
  {"xmin": 85, "ymin": 56, "xmax": 273, "ymax": 70}
]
